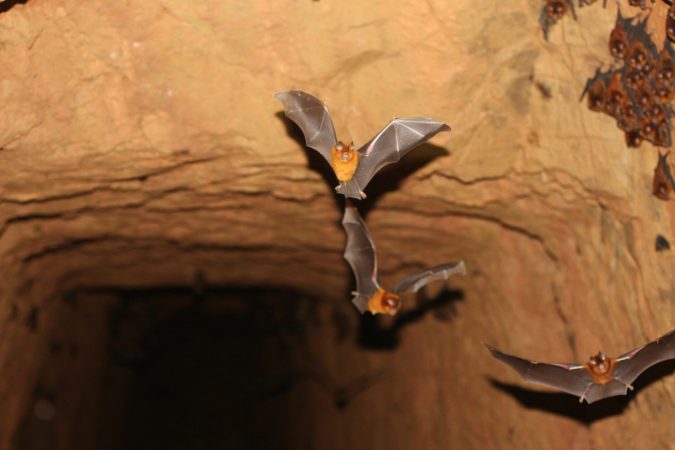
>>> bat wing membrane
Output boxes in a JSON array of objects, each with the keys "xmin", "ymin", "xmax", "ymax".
[
  {"xmin": 392, "ymin": 261, "xmax": 465, "ymax": 294},
  {"xmin": 612, "ymin": 329, "xmax": 675, "ymax": 387},
  {"xmin": 275, "ymin": 90, "xmax": 337, "ymax": 163},
  {"xmin": 486, "ymin": 345, "xmax": 592, "ymax": 399},
  {"xmin": 582, "ymin": 380, "xmax": 632, "ymax": 404},
  {"xmin": 341, "ymin": 204, "xmax": 379, "ymax": 313},
  {"xmin": 353, "ymin": 118, "xmax": 449, "ymax": 191}
]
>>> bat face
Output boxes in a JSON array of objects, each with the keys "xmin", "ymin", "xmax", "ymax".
[
  {"xmin": 617, "ymin": 102, "xmax": 638, "ymax": 131},
  {"xmin": 331, "ymin": 141, "xmax": 359, "ymax": 182},
  {"xmin": 585, "ymin": 352, "xmax": 614, "ymax": 384},
  {"xmin": 367, "ymin": 289, "xmax": 401, "ymax": 315},
  {"xmin": 653, "ymin": 80, "xmax": 674, "ymax": 104},
  {"xmin": 624, "ymin": 129, "xmax": 642, "ymax": 147},
  {"xmin": 604, "ymin": 72, "xmax": 628, "ymax": 117},
  {"xmin": 609, "ymin": 22, "xmax": 628, "ymax": 59},
  {"xmin": 544, "ymin": 0, "xmax": 567, "ymax": 21},
  {"xmin": 655, "ymin": 51, "xmax": 675, "ymax": 84},
  {"xmin": 633, "ymin": 82, "xmax": 654, "ymax": 110},
  {"xmin": 582, "ymin": 70, "xmax": 609, "ymax": 112}
]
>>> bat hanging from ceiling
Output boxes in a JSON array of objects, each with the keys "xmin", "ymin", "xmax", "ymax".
[
  {"xmin": 486, "ymin": 329, "xmax": 675, "ymax": 404},
  {"xmin": 342, "ymin": 202, "xmax": 464, "ymax": 315},
  {"xmin": 275, "ymin": 90, "xmax": 450, "ymax": 199}
]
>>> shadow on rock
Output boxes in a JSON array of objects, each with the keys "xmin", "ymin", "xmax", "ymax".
[{"xmin": 357, "ymin": 288, "xmax": 464, "ymax": 351}]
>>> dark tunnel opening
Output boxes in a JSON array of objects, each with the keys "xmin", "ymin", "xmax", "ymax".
[{"xmin": 10, "ymin": 278, "xmax": 465, "ymax": 450}]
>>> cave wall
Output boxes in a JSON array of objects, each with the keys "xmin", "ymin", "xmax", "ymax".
[{"xmin": 0, "ymin": 0, "xmax": 673, "ymax": 449}]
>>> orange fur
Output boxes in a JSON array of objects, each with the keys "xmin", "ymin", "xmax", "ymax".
[
  {"xmin": 331, "ymin": 145, "xmax": 359, "ymax": 182},
  {"xmin": 367, "ymin": 288, "xmax": 401, "ymax": 315},
  {"xmin": 584, "ymin": 357, "xmax": 615, "ymax": 385}
]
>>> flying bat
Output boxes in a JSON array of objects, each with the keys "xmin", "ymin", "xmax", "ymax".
[
  {"xmin": 486, "ymin": 329, "xmax": 675, "ymax": 404},
  {"xmin": 275, "ymin": 90, "xmax": 450, "ymax": 199},
  {"xmin": 342, "ymin": 202, "xmax": 465, "ymax": 315}
]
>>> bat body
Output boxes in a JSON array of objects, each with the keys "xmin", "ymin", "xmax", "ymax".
[
  {"xmin": 486, "ymin": 329, "xmax": 675, "ymax": 404},
  {"xmin": 342, "ymin": 203, "xmax": 465, "ymax": 315},
  {"xmin": 275, "ymin": 90, "xmax": 450, "ymax": 200}
]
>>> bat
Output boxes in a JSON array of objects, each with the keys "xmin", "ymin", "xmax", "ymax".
[
  {"xmin": 655, "ymin": 234, "xmax": 670, "ymax": 251},
  {"xmin": 341, "ymin": 202, "xmax": 465, "ymax": 315},
  {"xmin": 580, "ymin": 67, "xmax": 612, "ymax": 112},
  {"xmin": 609, "ymin": 11, "xmax": 630, "ymax": 60},
  {"xmin": 655, "ymin": 46, "xmax": 675, "ymax": 85},
  {"xmin": 653, "ymin": 151, "xmax": 675, "ymax": 200},
  {"xmin": 605, "ymin": 71, "xmax": 631, "ymax": 117},
  {"xmin": 486, "ymin": 329, "xmax": 675, "ymax": 404},
  {"xmin": 275, "ymin": 90, "xmax": 450, "ymax": 200},
  {"xmin": 539, "ymin": 0, "xmax": 575, "ymax": 40}
]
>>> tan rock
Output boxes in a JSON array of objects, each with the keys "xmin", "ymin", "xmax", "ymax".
[{"xmin": 0, "ymin": 0, "xmax": 672, "ymax": 449}]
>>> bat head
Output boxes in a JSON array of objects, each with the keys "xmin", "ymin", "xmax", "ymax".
[
  {"xmin": 544, "ymin": 0, "xmax": 567, "ymax": 21},
  {"xmin": 585, "ymin": 352, "xmax": 616, "ymax": 384},
  {"xmin": 624, "ymin": 129, "xmax": 642, "ymax": 148},
  {"xmin": 653, "ymin": 80, "xmax": 674, "ymax": 104},
  {"xmin": 617, "ymin": 102, "xmax": 638, "ymax": 131},
  {"xmin": 381, "ymin": 292, "xmax": 401, "ymax": 315},
  {"xmin": 634, "ymin": 82, "xmax": 654, "ymax": 110},
  {"xmin": 656, "ymin": 51, "xmax": 675, "ymax": 84},
  {"xmin": 604, "ymin": 72, "xmax": 627, "ymax": 117},
  {"xmin": 367, "ymin": 290, "xmax": 401, "ymax": 316},
  {"xmin": 587, "ymin": 352, "xmax": 609, "ymax": 373},
  {"xmin": 625, "ymin": 41, "xmax": 653, "ymax": 73},
  {"xmin": 609, "ymin": 22, "xmax": 628, "ymax": 60},
  {"xmin": 585, "ymin": 75, "xmax": 607, "ymax": 112},
  {"xmin": 334, "ymin": 141, "xmax": 356, "ymax": 162}
]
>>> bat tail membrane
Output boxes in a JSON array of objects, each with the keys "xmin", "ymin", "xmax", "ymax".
[{"xmin": 336, "ymin": 180, "xmax": 367, "ymax": 200}]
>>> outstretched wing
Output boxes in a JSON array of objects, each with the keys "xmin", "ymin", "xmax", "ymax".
[
  {"xmin": 275, "ymin": 90, "xmax": 337, "ymax": 162},
  {"xmin": 486, "ymin": 345, "xmax": 592, "ymax": 400},
  {"xmin": 341, "ymin": 203, "xmax": 380, "ymax": 313},
  {"xmin": 612, "ymin": 329, "xmax": 675, "ymax": 388},
  {"xmin": 392, "ymin": 261, "xmax": 465, "ymax": 294},
  {"xmin": 353, "ymin": 117, "xmax": 450, "ymax": 191}
]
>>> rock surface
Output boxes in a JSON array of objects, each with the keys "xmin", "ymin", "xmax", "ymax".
[{"xmin": 0, "ymin": 0, "xmax": 673, "ymax": 449}]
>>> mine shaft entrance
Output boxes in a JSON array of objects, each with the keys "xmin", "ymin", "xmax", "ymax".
[{"xmin": 13, "ymin": 286, "xmax": 329, "ymax": 450}]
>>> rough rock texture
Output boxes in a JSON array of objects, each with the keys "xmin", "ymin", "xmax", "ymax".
[{"xmin": 0, "ymin": 0, "xmax": 673, "ymax": 449}]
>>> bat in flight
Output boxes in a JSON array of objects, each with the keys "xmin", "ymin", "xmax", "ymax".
[
  {"xmin": 486, "ymin": 329, "xmax": 675, "ymax": 404},
  {"xmin": 342, "ymin": 202, "xmax": 465, "ymax": 315},
  {"xmin": 275, "ymin": 90, "xmax": 450, "ymax": 199}
]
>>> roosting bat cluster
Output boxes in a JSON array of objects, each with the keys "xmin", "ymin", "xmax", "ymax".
[
  {"xmin": 582, "ymin": 13, "xmax": 674, "ymax": 148},
  {"xmin": 542, "ymin": 1, "xmax": 675, "ymax": 43},
  {"xmin": 276, "ymin": 90, "xmax": 675, "ymax": 405}
]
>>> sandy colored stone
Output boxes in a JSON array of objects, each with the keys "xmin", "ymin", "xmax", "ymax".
[{"xmin": 0, "ymin": 0, "xmax": 673, "ymax": 449}]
